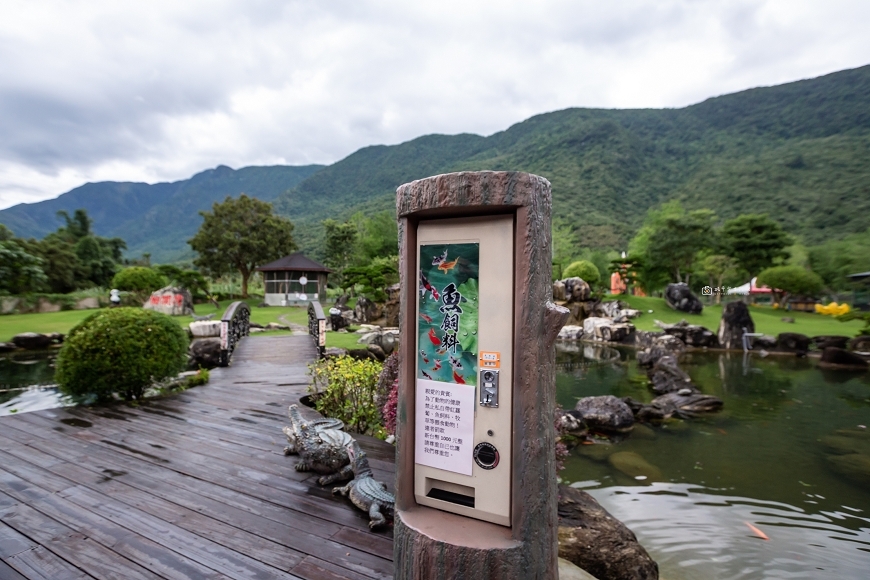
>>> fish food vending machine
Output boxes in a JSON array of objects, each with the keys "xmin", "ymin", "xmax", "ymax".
[
  {"xmin": 414, "ymin": 216, "xmax": 514, "ymax": 526},
  {"xmin": 393, "ymin": 171, "xmax": 569, "ymax": 580}
]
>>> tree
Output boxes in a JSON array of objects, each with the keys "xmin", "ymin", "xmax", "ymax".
[
  {"xmin": 322, "ymin": 218, "xmax": 358, "ymax": 278},
  {"xmin": 351, "ymin": 211, "xmax": 398, "ymax": 262},
  {"xmin": 757, "ymin": 265, "xmax": 823, "ymax": 308},
  {"xmin": 645, "ymin": 209, "xmax": 717, "ymax": 285},
  {"xmin": 563, "ymin": 260, "xmax": 601, "ymax": 285},
  {"xmin": 0, "ymin": 240, "xmax": 48, "ymax": 294},
  {"xmin": 342, "ymin": 258, "xmax": 397, "ymax": 302},
  {"xmin": 699, "ymin": 254, "xmax": 739, "ymax": 304},
  {"xmin": 188, "ymin": 194, "xmax": 296, "ymax": 298},
  {"xmin": 111, "ymin": 267, "xmax": 167, "ymax": 294},
  {"xmin": 22, "ymin": 237, "xmax": 81, "ymax": 294},
  {"xmin": 722, "ymin": 214, "xmax": 791, "ymax": 277},
  {"xmin": 153, "ymin": 264, "xmax": 211, "ymax": 299}
]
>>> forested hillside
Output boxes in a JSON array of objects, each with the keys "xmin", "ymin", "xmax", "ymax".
[
  {"xmin": 275, "ymin": 64, "xmax": 870, "ymax": 253},
  {"xmin": 3, "ymin": 64, "xmax": 869, "ymax": 263},
  {"xmin": 0, "ymin": 164, "xmax": 322, "ymax": 262}
]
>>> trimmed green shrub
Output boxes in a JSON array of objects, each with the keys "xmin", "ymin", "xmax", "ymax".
[
  {"xmin": 111, "ymin": 267, "xmax": 167, "ymax": 293},
  {"xmin": 563, "ymin": 260, "xmax": 601, "ymax": 285},
  {"xmin": 56, "ymin": 307, "xmax": 189, "ymax": 401},
  {"xmin": 308, "ymin": 355, "xmax": 384, "ymax": 436}
]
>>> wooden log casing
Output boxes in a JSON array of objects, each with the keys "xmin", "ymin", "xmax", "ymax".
[{"xmin": 394, "ymin": 172, "xmax": 569, "ymax": 580}]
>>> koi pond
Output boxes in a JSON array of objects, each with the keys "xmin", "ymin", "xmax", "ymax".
[
  {"xmin": 557, "ymin": 343, "xmax": 870, "ymax": 579},
  {"xmin": 0, "ymin": 351, "xmax": 70, "ymax": 416}
]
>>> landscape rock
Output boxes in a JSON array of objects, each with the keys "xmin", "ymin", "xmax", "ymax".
[
  {"xmin": 556, "ymin": 409, "xmax": 589, "ymax": 437},
  {"xmin": 265, "ymin": 322, "xmax": 291, "ymax": 330},
  {"xmin": 718, "ymin": 301, "xmax": 754, "ymax": 350},
  {"xmin": 188, "ymin": 338, "xmax": 222, "ymax": 369},
  {"xmin": 753, "ymin": 335, "xmax": 778, "ymax": 349},
  {"xmin": 353, "ymin": 296, "xmax": 382, "ymax": 324},
  {"xmin": 36, "ymin": 298, "xmax": 62, "ymax": 313},
  {"xmin": 634, "ymin": 331, "xmax": 685, "ymax": 354},
  {"xmin": 366, "ymin": 344, "xmax": 387, "ymax": 361},
  {"xmin": 189, "ymin": 320, "xmax": 221, "ymax": 338},
  {"xmin": 357, "ymin": 329, "xmax": 399, "ymax": 355},
  {"xmin": 818, "ymin": 347, "xmax": 869, "ymax": 370},
  {"xmin": 647, "ymin": 355, "xmax": 696, "ymax": 395},
  {"xmin": 75, "ymin": 297, "xmax": 100, "ymax": 310},
  {"xmin": 776, "ymin": 332, "xmax": 811, "ymax": 355},
  {"xmin": 583, "ymin": 317, "xmax": 635, "ymax": 343},
  {"xmin": 0, "ymin": 342, "xmax": 17, "ymax": 352},
  {"xmin": 553, "ymin": 280, "xmax": 567, "ymax": 302},
  {"xmin": 558, "ymin": 485, "xmax": 659, "ymax": 580},
  {"xmin": 650, "ymin": 391, "xmax": 724, "ymax": 417},
  {"xmin": 781, "ymin": 316, "xmax": 795, "ymax": 323},
  {"xmin": 11, "ymin": 332, "xmax": 55, "ymax": 350},
  {"xmin": 813, "ymin": 335, "xmax": 851, "ymax": 350},
  {"xmin": 144, "ymin": 286, "xmax": 195, "ymax": 316},
  {"xmin": 608, "ymin": 451, "xmax": 663, "ymax": 481},
  {"xmin": 346, "ymin": 348, "xmax": 379, "ymax": 361},
  {"xmin": 827, "ymin": 453, "xmax": 870, "ymax": 487},
  {"xmin": 664, "ymin": 283, "xmax": 703, "ymax": 314},
  {"xmin": 564, "ymin": 277, "xmax": 592, "ymax": 303},
  {"xmin": 329, "ymin": 306, "xmax": 353, "ymax": 331},
  {"xmin": 558, "ymin": 325, "xmax": 585, "ymax": 340},
  {"xmin": 1, "ymin": 298, "xmax": 20, "ymax": 314},
  {"xmin": 324, "ymin": 347, "xmax": 348, "ymax": 358},
  {"xmin": 574, "ymin": 395, "xmax": 635, "ymax": 433},
  {"xmin": 558, "ymin": 558, "xmax": 599, "ymax": 580},
  {"xmin": 384, "ymin": 283, "xmax": 400, "ymax": 327},
  {"xmin": 848, "ymin": 335, "xmax": 870, "ymax": 352},
  {"xmin": 655, "ymin": 319, "xmax": 719, "ymax": 348}
]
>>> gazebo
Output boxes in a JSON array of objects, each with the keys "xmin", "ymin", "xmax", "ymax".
[{"xmin": 256, "ymin": 252, "xmax": 331, "ymax": 305}]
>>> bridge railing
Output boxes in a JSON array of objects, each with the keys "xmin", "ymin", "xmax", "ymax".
[
  {"xmin": 308, "ymin": 300, "xmax": 326, "ymax": 358},
  {"xmin": 219, "ymin": 301, "xmax": 251, "ymax": 366}
]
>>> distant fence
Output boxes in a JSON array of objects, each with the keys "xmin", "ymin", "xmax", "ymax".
[{"xmin": 219, "ymin": 301, "xmax": 251, "ymax": 366}]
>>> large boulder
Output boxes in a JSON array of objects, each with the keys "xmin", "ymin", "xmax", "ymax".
[
  {"xmin": 818, "ymin": 347, "xmax": 869, "ymax": 370},
  {"xmin": 357, "ymin": 328, "xmax": 399, "ymax": 355},
  {"xmin": 583, "ymin": 317, "xmax": 635, "ymax": 343},
  {"xmin": 664, "ymin": 283, "xmax": 703, "ymax": 314},
  {"xmin": 353, "ymin": 296, "xmax": 382, "ymax": 324},
  {"xmin": 558, "ymin": 485, "xmax": 659, "ymax": 580},
  {"xmin": 553, "ymin": 280, "xmax": 567, "ymax": 302},
  {"xmin": 775, "ymin": 332, "xmax": 811, "ymax": 355},
  {"xmin": 189, "ymin": 320, "xmax": 221, "ymax": 338},
  {"xmin": 564, "ymin": 277, "xmax": 592, "ymax": 303},
  {"xmin": 0, "ymin": 342, "xmax": 18, "ymax": 353},
  {"xmin": 574, "ymin": 395, "xmax": 635, "ymax": 433},
  {"xmin": 11, "ymin": 332, "xmax": 57, "ymax": 350},
  {"xmin": 634, "ymin": 331, "xmax": 685, "ymax": 354},
  {"xmin": 812, "ymin": 335, "xmax": 850, "ymax": 350},
  {"xmin": 718, "ymin": 301, "xmax": 754, "ymax": 350},
  {"xmin": 557, "ymin": 325, "xmax": 585, "ymax": 340},
  {"xmin": 848, "ymin": 335, "xmax": 870, "ymax": 352},
  {"xmin": 655, "ymin": 319, "xmax": 719, "ymax": 348},
  {"xmin": 647, "ymin": 355, "xmax": 696, "ymax": 395},
  {"xmin": 144, "ymin": 286, "xmax": 195, "ymax": 316},
  {"xmin": 188, "ymin": 338, "xmax": 222, "ymax": 369}
]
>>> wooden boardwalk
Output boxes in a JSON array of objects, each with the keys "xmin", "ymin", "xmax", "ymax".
[{"xmin": 0, "ymin": 335, "xmax": 395, "ymax": 580}]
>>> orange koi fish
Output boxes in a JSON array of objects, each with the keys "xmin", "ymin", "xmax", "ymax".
[
  {"xmin": 428, "ymin": 328, "xmax": 441, "ymax": 346},
  {"xmin": 438, "ymin": 258, "xmax": 459, "ymax": 273},
  {"xmin": 432, "ymin": 359, "xmax": 442, "ymax": 371},
  {"xmin": 745, "ymin": 522, "xmax": 769, "ymax": 541},
  {"xmin": 452, "ymin": 369, "xmax": 465, "ymax": 384},
  {"xmin": 420, "ymin": 313, "xmax": 433, "ymax": 323}
]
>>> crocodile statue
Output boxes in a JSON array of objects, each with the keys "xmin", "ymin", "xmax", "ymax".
[
  {"xmin": 332, "ymin": 440, "xmax": 395, "ymax": 530},
  {"xmin": 282, "ymin": 404, "xmax": 345, "ymax": 455},
  {"xmin": 289, "ymin": 405, "xmax": 356, "ymax": 485}
]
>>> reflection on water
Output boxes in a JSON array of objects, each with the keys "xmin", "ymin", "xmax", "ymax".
[
  {"xmin": 558, "ymin": 346, "xmax": 870, "ymax": 579},
  {"xmin": 0, "ymin": 351, "xmax": 70, "ymax": 416}
]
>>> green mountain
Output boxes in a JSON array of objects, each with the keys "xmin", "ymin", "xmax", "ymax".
[
  {"xmin": 275, "ymin": 64, "xmax": 870, "ymax": 254},
  {"xmin": 3, "ymin": 64, "xmax": 869, "ymax": 264},
  {"xmin": 0, "ymin": 164, "xmax": 323, "ymax": 262}
]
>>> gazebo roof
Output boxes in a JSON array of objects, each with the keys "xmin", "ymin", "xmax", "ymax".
[{"xmin": 256, "ymin": 252, "xmax": 332, "ymax": 273}]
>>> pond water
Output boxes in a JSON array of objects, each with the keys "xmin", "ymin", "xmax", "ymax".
[
  {"xmin": 0, "ymin": 351, "xmax": 71, "ymax": 416},
  {"xmin": 557, "ymin": 343, "xmax": 870, "ymax": 579}
]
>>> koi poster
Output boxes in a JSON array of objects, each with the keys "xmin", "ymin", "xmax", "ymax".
[{"xmin": 417, "ymin": 243, "xmax": 479, "ymax": 387}]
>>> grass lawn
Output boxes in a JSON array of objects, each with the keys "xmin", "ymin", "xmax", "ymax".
[
  {"xmin": 0, "ymin": 299, "xmax": 365, "ymax": 350},
  {"xmin": 615, "ymin": 295, "xmax": 865, "ymax": 338}
]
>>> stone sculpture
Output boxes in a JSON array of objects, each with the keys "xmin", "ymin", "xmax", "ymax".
[
  {"xmin": 332, "ymin": 440, "xmax": 395, "ymax": 530},
  {"xmin": 282, "ymin": 404, "xmax": 346, "ymax": 455},
  {"xmin": 289, "ymin": 405, "xmax": 355, "ymax": 485}
]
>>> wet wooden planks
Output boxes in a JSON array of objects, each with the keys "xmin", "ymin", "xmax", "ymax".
[{"xmin": 0, "ymin": 335, "xmax": 395, "ymax": 579}]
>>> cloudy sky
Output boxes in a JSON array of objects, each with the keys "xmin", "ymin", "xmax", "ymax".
[{"xmin": 1, "ymin": 0, "xmax": 869, "ymax": 210}]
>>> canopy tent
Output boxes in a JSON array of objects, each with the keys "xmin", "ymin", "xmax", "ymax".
[{"xmin": 726, "ymin": 277, "xmax": 772, "ymax": 296}]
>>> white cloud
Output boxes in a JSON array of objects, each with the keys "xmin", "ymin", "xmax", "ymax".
[{"xmin": 1, "ymin": 0, "xmax": 869, "ymax": 209}]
